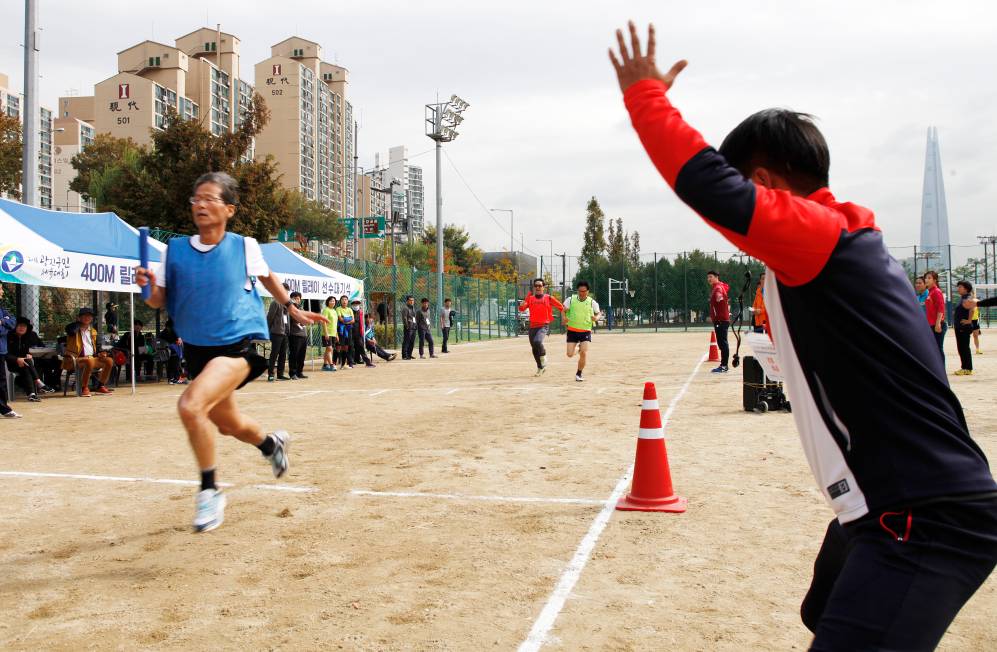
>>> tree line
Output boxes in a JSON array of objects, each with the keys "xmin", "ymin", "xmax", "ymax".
[{"xmin": 574, "ymin": 197, "xmax": 763, "ymax": 324}]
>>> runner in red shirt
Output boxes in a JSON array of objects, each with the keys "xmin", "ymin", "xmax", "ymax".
[{"xmin": 518, "ymin": 278, "xmax": 564, "ymax": 376}]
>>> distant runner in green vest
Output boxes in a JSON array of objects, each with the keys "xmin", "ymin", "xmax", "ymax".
[{"xmin": 563, "ymin": 280, "xmax": 602, "ymax": 382}]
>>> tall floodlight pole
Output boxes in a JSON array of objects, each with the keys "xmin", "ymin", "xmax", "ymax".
[
  {"xmin": 22, "ymin": 0, "xmax": 40, "ymax": 326},
  {"xmin": 426, "ymin": 94, "xmax": 470, "ymax": 316}
]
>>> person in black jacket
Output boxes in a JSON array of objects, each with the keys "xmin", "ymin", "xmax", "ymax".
[
  {"xmin": 115, "ymin": 319, "xmax": 155, "ymax": 379},
  {"xmin": 6, "ymin": 317, "xmax": 55, "ymax": 400},
  {"xmin": 287, "ymin": 292, "xmax": 309, "ymax": 379},
  {"xmin": 159, "ymin": 318, "xmax": 187, "ymax": 384},
  {"xmin": 350, "ymin": 299, "xmax": 374, "ymax": 367}
]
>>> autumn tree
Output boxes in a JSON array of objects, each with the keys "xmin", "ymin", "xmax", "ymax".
[
  {"xmin": 474, "ymin": 256, "xmax": 519, "ymax": 284},
  {"xmin": 284, "ymin": 189, "xmax": 346, "ymax": 250},
  {"xmin": 422, "ymin": 223, "xmax": 483, "ymax": 274},
  {"xmin": 0, "ymin": 114, "xmax": 22, "ymax": 199}
]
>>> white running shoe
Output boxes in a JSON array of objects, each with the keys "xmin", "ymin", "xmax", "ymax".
[
  {"xmin": 266, "ymin": 430, "xmax": 291, "ymax": 478},
  {"xmin": 2, "ymin": 410, "xmax": 23, "ymax": 418},
  {"xmin": 193, "ymin": 488, "xmax": 226, "ymax": 533},
  {"xmin": 534, "ymin": 368, "xmax": 543, "ymax": 377},
  {"xmin": 575, "ymin": 371, "xmax": 584, "ymax": 382}
]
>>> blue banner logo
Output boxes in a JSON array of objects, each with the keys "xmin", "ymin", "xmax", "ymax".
[{"xmin": 1, "ymin": 250, "xmax": 24, "ymax": 274}]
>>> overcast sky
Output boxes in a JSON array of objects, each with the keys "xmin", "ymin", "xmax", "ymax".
[{"xmin": 3, "ymin": 0, "xmax": 996, "ymax": 265}]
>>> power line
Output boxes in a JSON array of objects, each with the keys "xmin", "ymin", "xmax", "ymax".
[{"xmin": 442, "ymin": 149, "xmax": 540, "ymax": 258}]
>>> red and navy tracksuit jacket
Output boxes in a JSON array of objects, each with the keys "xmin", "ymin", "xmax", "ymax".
[{"xmin": 624, "ymin": 78, "xmax": 996, "ymax": 524}]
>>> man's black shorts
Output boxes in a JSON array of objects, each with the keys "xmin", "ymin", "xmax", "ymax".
[
  {"xmin": 566, "ymin": 330, "xmax": 592, "ymax": 344},
  {"xmin": 321, "ymin": 336, "xmax": 336, "ymax": 347},
  {"xmin": 184, "ymin": 339, "xmax": 268, "ymax": 389},
  {"xmin": 972, "ymin": 319, "xmax": 980, "ymax": 331}
]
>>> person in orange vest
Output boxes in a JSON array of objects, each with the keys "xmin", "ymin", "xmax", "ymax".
[
  {"xmin": 751, "ymin": 269, "xmax": 768, "ymax": 333},
  {"xmin": 519, "ymin": 278, "xmax": 565, "ymax": 376}
]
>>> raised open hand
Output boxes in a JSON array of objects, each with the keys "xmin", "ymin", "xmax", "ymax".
[{"xmin": 609, "ymin": 21, "xmax": 687, "ymax": 94}]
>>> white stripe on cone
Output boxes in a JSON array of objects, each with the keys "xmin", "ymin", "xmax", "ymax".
[
  {"xmin": 641, "ymin": 399, "xmax": 660, "ymax": 410},
  {"xmin": 637, "ymin": 427, "xmax": 664, "ymax": 439}
]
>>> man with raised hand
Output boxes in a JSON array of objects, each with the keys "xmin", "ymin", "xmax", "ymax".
[{"xmin": 610, "ymin": 20, "xmax": 997, "ymax": 649}]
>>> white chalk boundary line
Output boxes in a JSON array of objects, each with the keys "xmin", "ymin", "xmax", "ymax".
[
  {"xmin": 0, "ymin": 471, "xmax": 317, "ymax": 493},
  {"xmin": 517, "ymin": 353, "xmax": 708, "ymax": 652},
  {"xmin": 350, "ymin": 489, "xmax": 605, "ymax": 506}
]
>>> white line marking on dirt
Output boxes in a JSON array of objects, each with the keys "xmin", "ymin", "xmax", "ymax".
[
  {"xmin": 349, "ymin": 489, "xmax": 605, "ymax": 506},
  {"xmin": 0, "ymin": 471, "xmax": 317, "ymax": 494},
  {"xmin": 369, "ymin": 389, "xmax": 390, "ymax": 397},
  {"xmin": 518, "ymin": 353, "xmax": 708, "ymax": 652},
  {"xmin": 446, "ymin": 388, "xmax": 459, "ymax": 395}
]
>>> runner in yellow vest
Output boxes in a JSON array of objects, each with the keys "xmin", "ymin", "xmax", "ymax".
[{"xmin": 562, "ymin": 280, "xmax": 602, "ymax": 382}]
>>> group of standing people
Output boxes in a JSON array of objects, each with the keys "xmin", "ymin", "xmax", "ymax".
[
  {"xmin": 268, "ymin": 290, "xmax": 397, "ymax": 379},
  {"xmin": 915, "ymin": 271, "xmax": 988, "ymax": 375},
  {"xmin": 401, "ymin": 295, "xmax": 454, "ymax": 360}
]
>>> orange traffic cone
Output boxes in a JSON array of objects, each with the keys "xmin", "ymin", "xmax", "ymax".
[
  {"xmin": 617, "ymin": 382, "xmax": 687, "ymax": 513},
  {"xmin": 708, "ymin": 331, "xmax": 720, "ymax": 362}
]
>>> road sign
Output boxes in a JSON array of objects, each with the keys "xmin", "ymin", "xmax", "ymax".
[{"xmin": 345, "ymin": 216, "xmax": 386, "ymax": 239}]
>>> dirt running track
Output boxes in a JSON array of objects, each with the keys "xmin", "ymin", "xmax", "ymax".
[{"xmin": 1, "ymin": 332, "xmax": 994, "ymax": 650}]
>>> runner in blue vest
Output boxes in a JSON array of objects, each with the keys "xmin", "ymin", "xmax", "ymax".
[{"xmin": 136, "ymin": 172, "xmax": 328, "ymax": 533}]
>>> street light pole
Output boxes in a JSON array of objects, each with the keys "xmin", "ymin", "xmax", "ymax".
[
  {"xmin": 536, "ymin": 239, "xmax": 552, "ymax": 282},
  {"xmin": 490, "ymin": 208, "xmax": 514, "ymax": 257}
]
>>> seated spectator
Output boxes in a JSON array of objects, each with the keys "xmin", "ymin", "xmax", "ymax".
[
  {"xmin": 6, "ymin": 317, "xmax": 56, "ymax": 401},
  {"xmin": 159, "ymin": 317, "xmax": 187, "ymax": 384},
  {"xmin": 364, "ymin": 315, "xmax": 397, "ymax": 362},
  {"xmin": 115, "ymin": 318, "xmax": 155, "ymax": 379},
  {"xmin": 104, "ymin": 302, "xmax": 119, "ymax": 335},
  {"xmin": 64, "ymin": 307, "xmax": 114, "ymax": 397}
]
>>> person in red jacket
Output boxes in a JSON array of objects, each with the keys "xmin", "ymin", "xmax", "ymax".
[
  {"xmin": 925, "ymin": 270, "xmax": 948, "ymax": 361},
  {"xmin": 518, "ymin": 278, "xmax": 564, "ymax": 376},
  {"xmin": 610, "ymin": 21, "xmax": 997, "ymax": 650},
  {"xmin": 707, "ymin": 270, "xmax": 730, "ymax": 372}
]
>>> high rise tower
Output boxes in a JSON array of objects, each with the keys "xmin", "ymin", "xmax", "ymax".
[{"xmin": 920, "ymin": 126, "xmax": 951, "ymax": 271}]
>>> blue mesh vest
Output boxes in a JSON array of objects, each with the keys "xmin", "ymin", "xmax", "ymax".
[{"xmin": 165, "ymin": 234, "xmax": 269, "ymax": 346}]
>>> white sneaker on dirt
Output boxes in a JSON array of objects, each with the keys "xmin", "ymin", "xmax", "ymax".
[
  {"xmin": 2, "ymin": 410, "xmax": 23, "ymax": 418},
  {"xmin": 193, "ymin": 489, "xmax": 226, "ymax": 533},
  {"xmin": 575, "ymin": 371, "xmax": 584, "ymax": 382},
  {"xmin": 266, "ymin": 430, "xmax": 290, "ymax": 478}
]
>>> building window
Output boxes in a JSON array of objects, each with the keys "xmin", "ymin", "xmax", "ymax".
[{"xmin": 148, "ymin": 56, "xmax": 161, "ymax": 67}]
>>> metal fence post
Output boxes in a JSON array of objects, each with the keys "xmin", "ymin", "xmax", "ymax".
[
  {"xmin": 653, "ymin": 251, "xmax": 658, "ymax": 333},
  {"xmin": 683, "ymin": 251, "xmax": 689, "ymax": 332},
  {"xmin": 477, "ymin": 278, "xmax": 482, "ymax": 341}
]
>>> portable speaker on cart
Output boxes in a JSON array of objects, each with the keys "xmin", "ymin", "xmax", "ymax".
[{"xmin": 742, "ymin": 355, "xmax": 791, "ymax": 413}]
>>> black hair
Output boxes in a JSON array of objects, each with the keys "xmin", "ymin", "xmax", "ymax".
[
  {"xmin": 15, "ymin": 316, "xmax": 31, "ymax": 328},
  {"xmin": 134, "ymin": 319, "xmax": 144, "ymax": 327},
  {"xmin": 533, "ymin": 278, "xmax": 545, "ymax": 286},
  {"xmin": 719, "ymin": 109, "xmax": 830, "ymax": 195},
  {"xmin": 706, "ymin": 270, "xmax": 719, "ymax": 278},
  {"xmin": 290, "ymin": 291, "xmax": 302, "ymax": 299},
  {"xmin": 925, "ymin": 270, "xmax": 939, "ymax": 283},
  {"xmin": 576, "ymin": 280, "xmax": 589, "ymax": 290},
  {"xmin": 325, "ymin": 296, "xmax": 336, "ymax": 306},
  {"xmin": 957, "ymin": 280, "xmax": 973, "ymax": 293},
  {"xmin": 105, "ymin": 302, "xmax": 113, "ymax": 309},
  {"xmin": 405, "ymin": 295, "xmax": 413, "ymax": 301},
  {"xmin": 421, "ymin": 297, "xmax": 430, "ymax": 303},
  {"xmin": 193, "ymin": 171, "xmax": 240, "ymax": 206},
  {"xmin": 444, "ymin": 297, "xmax": 452, "ymax": 303}
]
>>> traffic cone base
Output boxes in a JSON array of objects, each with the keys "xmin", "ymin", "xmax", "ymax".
[{"xmin": 616, "ymin": 493, "xmax": 687, "ymax": 513}]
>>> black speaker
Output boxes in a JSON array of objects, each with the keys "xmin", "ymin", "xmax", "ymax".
[{"xmin": 742, "ymin": 355, "xmax": 764, "ymax": 412}]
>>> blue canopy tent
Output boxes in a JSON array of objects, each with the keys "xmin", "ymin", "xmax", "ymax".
[{"xmin": 0, "ymin": 198, "xmax": 169, "ymax": 395}]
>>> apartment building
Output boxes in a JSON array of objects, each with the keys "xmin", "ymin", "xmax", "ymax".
[
  {"xmin": 1, "ymin": 72, "xmax": 55, "ymax": 209},
  {"xmin": 52, "ymin": 116, "xmax": 96, "ymax": 212},
  {"xmin": 253, "ymin": 36, "xmax": 354, "ymax": 218}
]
